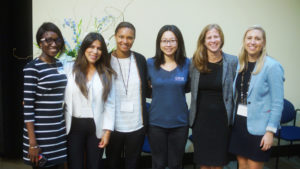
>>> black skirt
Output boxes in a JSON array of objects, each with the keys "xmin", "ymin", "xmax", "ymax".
[
  {"xmin": 228, "ymin": 115, "xmax": 271, "ymax": 162},
  {"xmin": 192, "ymin": 61, "xmax": 230, "ymax": 166},
  {"xmin": 192, "ymin": 92, "xmax": 229, "ymax": 166}
]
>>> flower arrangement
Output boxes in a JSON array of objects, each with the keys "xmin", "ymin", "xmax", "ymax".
[
  {"xmin": 62, "ymin": 18, "xmax": 82, "ymax": 58},
  {"xmin": 60, "ymin": 15, "xmax": 115, "ymax": 59}
]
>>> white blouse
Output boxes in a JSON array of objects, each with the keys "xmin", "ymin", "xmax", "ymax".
[
  {"xmin": 71, "ymin": 74, "xmax": 96, "ymax": 118},
  {"xmin": 111, "ymin": 53, "xmax": 143, "ymax": 132},
  {"xmin": 63, "ymin": 62, "xmax": 115, "ymax": 138}
]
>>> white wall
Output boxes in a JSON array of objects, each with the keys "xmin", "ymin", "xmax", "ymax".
[{"xmin": 33, "ymin": 0, "xmax": 300, "ymax": 108}]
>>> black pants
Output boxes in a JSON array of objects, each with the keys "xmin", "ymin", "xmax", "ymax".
[
  {"xmin": 67, "ymin": 117, "xmax": 104, "ymax": 169},
  {"xmin": 106, "ymin": 127, "xmax": 145, "ymax": 169},
  {"xmin": 148, "ymin": 125, "xmax": 188, "ymax": 169}
]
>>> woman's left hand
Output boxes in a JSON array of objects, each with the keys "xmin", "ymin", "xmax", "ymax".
[
  {"xmin": 98, "ymin": 130, "xmax": 111, "ymax": 148},
  {"xmin": 260, "ymin": 131, "xmax": 274, "ymax": 151}
]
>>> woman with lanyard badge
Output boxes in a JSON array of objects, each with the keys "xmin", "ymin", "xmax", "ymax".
[
  {"xmin": 106, "ymin": 21, "xmax": 148, "ymax": 169},
  {"xmin": 229, "ymin": 26, "xmax": 284, "ymax": 169}
]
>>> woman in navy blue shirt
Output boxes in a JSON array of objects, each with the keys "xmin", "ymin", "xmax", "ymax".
[{"xmin": 147, "ymin": 25, "xmax": 190, "ymax": 169}]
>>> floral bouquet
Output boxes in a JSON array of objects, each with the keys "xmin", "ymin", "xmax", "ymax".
[{"xmin": 59, "ymin": 15, "xmax": 115, "ymax": 61}]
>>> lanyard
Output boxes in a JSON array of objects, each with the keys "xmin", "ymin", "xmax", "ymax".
[
  {"xmin": 116, "ymin": 55, "xmax": 131, "ymax": 96},
  {"xmin": 240, "ymin": 70, "xmax": 252, "ymax": 105}
]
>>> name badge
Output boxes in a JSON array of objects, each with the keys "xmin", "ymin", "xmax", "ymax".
[
  {"xmin": 120, "ymin": 101, "xmax": 134, "ymax": 113},
  {"xmin": 57, "ymin": 67, "xmax": 65, "ymax": 74},
  {"xmin": 237, "ymin": 104, "xmax": 248, "ymax": 117}
]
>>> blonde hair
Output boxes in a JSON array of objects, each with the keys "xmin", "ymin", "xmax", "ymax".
[
  {"xmin": 192, "ymin": 24, "xmax": 224, "ymax": 73},
  {"xmin": 238, "ymin": 25, "xmax": 267, "ymax": 74}
]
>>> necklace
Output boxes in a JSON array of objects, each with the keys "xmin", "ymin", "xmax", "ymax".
[
  {"xmin": 115, "ymin": 53, "xmax": 131, "ymax": 96},
  {"xmin": 241, "ymin": 71, "xmax": 251, "ymax": 104},
  {"xmin": 240, "ymin": 62, "xmax": 256, "ymax": 104},
  {"xmin": 39, "ymin": 56, "xmax": 57, "ymax": 68},
  {"xmin": 210, "ymin": 58, "xmax": 223, "ymax": 66}
]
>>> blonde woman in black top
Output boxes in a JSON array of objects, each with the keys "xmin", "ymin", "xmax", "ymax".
[{"xmin": 190, "ymin": 24, "xmax": 237, "ymax": 169}]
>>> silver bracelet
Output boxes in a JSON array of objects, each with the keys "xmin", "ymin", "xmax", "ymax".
[{"xmin": 29, "ymin": 145, "xmax": 39, "ymax": 149}]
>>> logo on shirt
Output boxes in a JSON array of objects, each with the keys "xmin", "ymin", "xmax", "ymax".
[{"xmin": 174, "ymin": 76, "xmax": 185, "ymax": 81}]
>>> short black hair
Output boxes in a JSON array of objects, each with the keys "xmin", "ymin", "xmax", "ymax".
[
  {"xmin": 36, "ymin": 22, "xmax": 65, "ymax": 53},
  {"xmin": 154, "ymin": 25, "xmax": 186, "ymax": 69},
  {"xmin": 115, "ymin": 21, "xmax": 136, "ymax": 37}
]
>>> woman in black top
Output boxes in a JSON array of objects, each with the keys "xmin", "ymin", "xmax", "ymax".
[
  {"xmin": 23, "ymin": 22, "xmax": 67, "ymax": 169},
  {"xmin": 189, "ymin": 24, "xmax": 237, "ymax": 169}
]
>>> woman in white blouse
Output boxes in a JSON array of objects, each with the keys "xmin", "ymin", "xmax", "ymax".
[
  {"xmin": 106, "ymin": 21, "xmax": 149, "ymax": 169},
  {"xmin": 63, "ymin": 32, "xmax": 116, "ymax": 169}
]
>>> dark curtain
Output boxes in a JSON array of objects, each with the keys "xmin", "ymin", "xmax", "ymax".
[{"xmin": 0, "ymin": 0, "xmax": 32, "ymax": 158}]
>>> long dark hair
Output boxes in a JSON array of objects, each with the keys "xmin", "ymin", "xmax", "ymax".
[
  {"xmin": 73, "ymin": 32, "xmax": 115, "ymax": 101},
  {"xmin": 154, "ymin": 25, "xmax": 186, "ymax": 69}
]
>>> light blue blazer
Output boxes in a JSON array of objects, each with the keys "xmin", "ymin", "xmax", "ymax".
[{"xmin": 233, "ymin": 56, "xmax": 284, "ymax": 135}]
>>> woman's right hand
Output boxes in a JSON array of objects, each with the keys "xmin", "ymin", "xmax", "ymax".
[
  {"xmin": 99, "ymin": 130, "xmax": 111, "ymax": 148},
  {"xmin": 28, "ymin": 145, "xmax": 41, "ymax": 165},
  {"xmin": 26, "ymin": 122, "xmax": 40, "ymax": 165},
  {"xmin": 260, "ymin": 131, "xmax": 274, "ymax": 151}
]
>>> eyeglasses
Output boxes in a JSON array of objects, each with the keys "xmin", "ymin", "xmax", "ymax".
[
  {"xmin": 40, "ymin": 37, "xmax": 63, "ymax": 45},
  {"xmin": 161, "ymin": 39, "xmax": 177, "ymax": 46}
]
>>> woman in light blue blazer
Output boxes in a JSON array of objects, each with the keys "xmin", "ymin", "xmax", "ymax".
[{"xmin": 229, "ymin": 26, "xmax": 284, "ymax": 169}]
